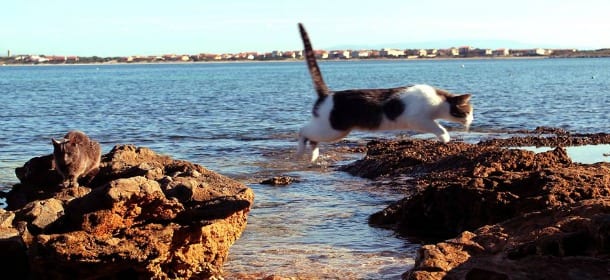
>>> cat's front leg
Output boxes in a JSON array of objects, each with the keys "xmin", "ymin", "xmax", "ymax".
[
  {"xmin": 296, "ymin": 132, "xmax": 318, "ymax": 162},
  {"xmin": 438, "ymin": 130, "xmax": 450, "ymax": 143},
  {"xmin": 65, "ymin": 176, "xmax": 79, "ymax": 188},
  {"xmin": 296, "ymin": 137, "xmax": 320, "ymax": 162},
  {"xmin": 415, "ymin": 120, "xmax": 450, "ymax": 143},
  {"xmin": 430, "ymin": 122, "xmax": 450, "ymax": 143}
]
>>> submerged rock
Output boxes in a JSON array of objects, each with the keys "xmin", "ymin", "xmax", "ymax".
[
  {"xmin": 1, "ymin": 144, "xmax": 254, "ymax": 279},
  {"xmin": 260, "ymin": 176, "xmax": 300, "ymax": 186},
  {"xmin": 339, "ymin": 131, "xmax": 610, "ymax": 279}
]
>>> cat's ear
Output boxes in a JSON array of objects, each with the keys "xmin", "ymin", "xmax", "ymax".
[{"xmin": 456, "ymin": 93, "xmax": 471, "ymax": 105}]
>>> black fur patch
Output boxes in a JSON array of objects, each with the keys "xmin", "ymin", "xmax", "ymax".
[
  {"xmin": 329, "ymin": 87, "xmax": 406, "ymax": 131},
  {"xmin": 383, "ymin": 98, "xmax": 405, "ymax": 121}
]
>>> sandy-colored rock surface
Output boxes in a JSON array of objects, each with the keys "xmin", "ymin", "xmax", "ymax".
[{"xmin": 1, "ymin": 144, "xmax": 254, "ymax": 279}]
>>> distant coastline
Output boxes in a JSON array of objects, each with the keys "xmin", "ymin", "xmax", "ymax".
[
  {"xmin": 2, "ymin": 47, "xmax": 608, "ymax": 66},
  {"xmin": 0, "ymin": 56, "xmax": 551, "ymax": 67},
  {"xmin": 1, "ymin": 54, "xmax": 606, "ymax": 68}
]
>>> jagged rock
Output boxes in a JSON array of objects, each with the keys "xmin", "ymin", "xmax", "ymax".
[
  {"xmin": 18, "ymin": 198, "xmax": 64, "ymax": 234},
  {"xmin": 343, "ymin": 138, "xmax": 610, "ymax": 240},
  {"xmin": 1, "ymin": 144, "xmax": 254, "ymax": 279},
  {"xmin": 338, "ymin": 132, "xmax": 610, "ymax": 279},
  {"xmin": 406, "ymin": 199, "xmax": 610, "ymax": 280}
]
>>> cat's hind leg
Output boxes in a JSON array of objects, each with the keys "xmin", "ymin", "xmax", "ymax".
[
  {"xmin": 297, "ymin": 133, "xmax": 308, "ymax": 158},
  {"xmin": 296, "ymin": 133, "xmax": 320, "ymax": 162},
  {"xmin": 297, "ymin": 123, "xmax": 349, "ymax": 162}
]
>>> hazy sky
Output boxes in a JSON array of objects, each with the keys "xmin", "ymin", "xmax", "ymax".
[{"xmin": 3, "ymin": 0, "xmax": 609, "ymax": 57}]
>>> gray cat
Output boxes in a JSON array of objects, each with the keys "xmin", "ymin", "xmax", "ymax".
[{"xmin": 52, "ymin": 130, "xmax": 101, "ymax": 187}]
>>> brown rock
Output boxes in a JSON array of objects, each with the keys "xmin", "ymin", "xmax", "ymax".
[
  {"xmin": 0, "ymin": 210, "xmax": 28, "ymax": 275},
  {"xmin": 404, "ymin": 199, "xmax": 610, "ymax": 280},
  {"xmin": 1, "ymin": 144, "xmax": 254, "ymax": 279},
  {"xmin": 347, "ymin": 138, "xmax": 610, "ymax": 240},
  {"xmin": 339, "ymin": 130, "xmax": 610, "ymax": 279},
  {"xmin": 14, "ymin": 154, "xmax": 63, "ymax": 188},
  {"xmin": 260, "ymin": 176, "xmax": 299, "ymax": 186},
  {"xmin": 18, "ymin": 198, "xmax": 64, "ymax": 234}
]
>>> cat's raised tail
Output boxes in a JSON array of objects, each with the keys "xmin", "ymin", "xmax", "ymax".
[{"xmin": 298, "ymin": 23, "xmax": 329, "ymax": 98}]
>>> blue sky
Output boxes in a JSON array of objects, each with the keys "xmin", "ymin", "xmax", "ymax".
[{"xmin": 3, "ymin": 0, "xmax": 609, "ymax": 57}]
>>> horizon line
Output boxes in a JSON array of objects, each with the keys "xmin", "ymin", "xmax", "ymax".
[{"xmin": 3, "ymin": 45, "xmax": 605, "ymax": 58}]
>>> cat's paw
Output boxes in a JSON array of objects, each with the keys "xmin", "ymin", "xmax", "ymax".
[
  {"xmin": 295, "ymin": 149, "xmax": 319, "ymax": 163},
  {"xmin": 310, "ymin": 147, "xmax": 320, "ymax": 162},
  {"xmin": 438, "ymin": 133, "xmax": 450, "ymax": 143}
]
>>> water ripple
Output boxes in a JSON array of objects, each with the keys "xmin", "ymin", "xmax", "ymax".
[{"xmin": 2, "ymin": 59, "xmax": 609, "ymax": 278}]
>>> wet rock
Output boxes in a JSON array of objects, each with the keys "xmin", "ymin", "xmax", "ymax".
[
  {"xmin": 344, "ymin": 139, "xmax": 610, "ymax": 239},
  {"xmin": 405, "ymin": 199, "xmax": 610, "ymax": 280},
  {"xmin": 260, "ymin": 176, "xmax": 299, "ymax": 186},
  {"xmin": 1, "ymin": 144, "xmax": 254, "ymax": 279},
  {"xmin": 479, "ymin": 130, "xmax": 610, "ymax": 147},
  {"xmin": 338, "ymin": 130, "xmax": 610, "ymax": 279}
]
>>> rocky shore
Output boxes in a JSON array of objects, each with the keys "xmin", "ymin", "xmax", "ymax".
[
  {"xmin": 0, "ymin": 144, "xmax": 254, "ymax": 279},
  {"xmin": 339, "ymin": 128, "xmax": 610, "ymax": 279},
  {"xmin": 1, "ymin": 128, "xmax": 610, "ymax": 279}
]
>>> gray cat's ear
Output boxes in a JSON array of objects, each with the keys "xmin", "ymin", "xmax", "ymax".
[{"xmin": 52, "ymin": 138, "xmax": 68, "ymax": 146}]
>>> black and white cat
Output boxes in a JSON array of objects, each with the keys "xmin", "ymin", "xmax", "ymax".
[{"xmin": 296, "ymin": 23, "xmax": 474, "ymax": 162}]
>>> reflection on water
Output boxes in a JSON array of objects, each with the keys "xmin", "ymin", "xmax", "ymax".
[{"xmin": 514, "ymin": 144, "xmax": 610, "ymax": 164}]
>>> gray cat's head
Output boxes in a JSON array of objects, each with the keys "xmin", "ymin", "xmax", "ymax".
[
  {"xmin": 52, "ymin": 137, "xmax": 78, "ymax": 169},
  {"xmin": 51, "ymin": 131, "xmax": 88, "ymax": 174}
]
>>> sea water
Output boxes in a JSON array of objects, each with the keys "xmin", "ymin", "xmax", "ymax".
[{"xmin": 1, "ymin": 58, "xmax": 609, "ymax": 279}]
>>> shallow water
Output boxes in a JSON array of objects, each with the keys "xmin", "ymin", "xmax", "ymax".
[
  {"xmin": 515, "ymin": 144, "xmax": 610, "ymax": 164},
  {"xmin": 1, "ymin": 58, "xmax": 609, "ymax": 278},
  {"xmin": 224, "ymin": 161, "xmax": 417, "ymax": 279}
]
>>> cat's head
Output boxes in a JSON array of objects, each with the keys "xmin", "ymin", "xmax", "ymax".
[
  {"xmin": 447, "ymin": 94, "xmax": 473, "ymax": 130},
  {"xmin": 52, "ymin": 137, "xmax": 79, "ymax": 167}
]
